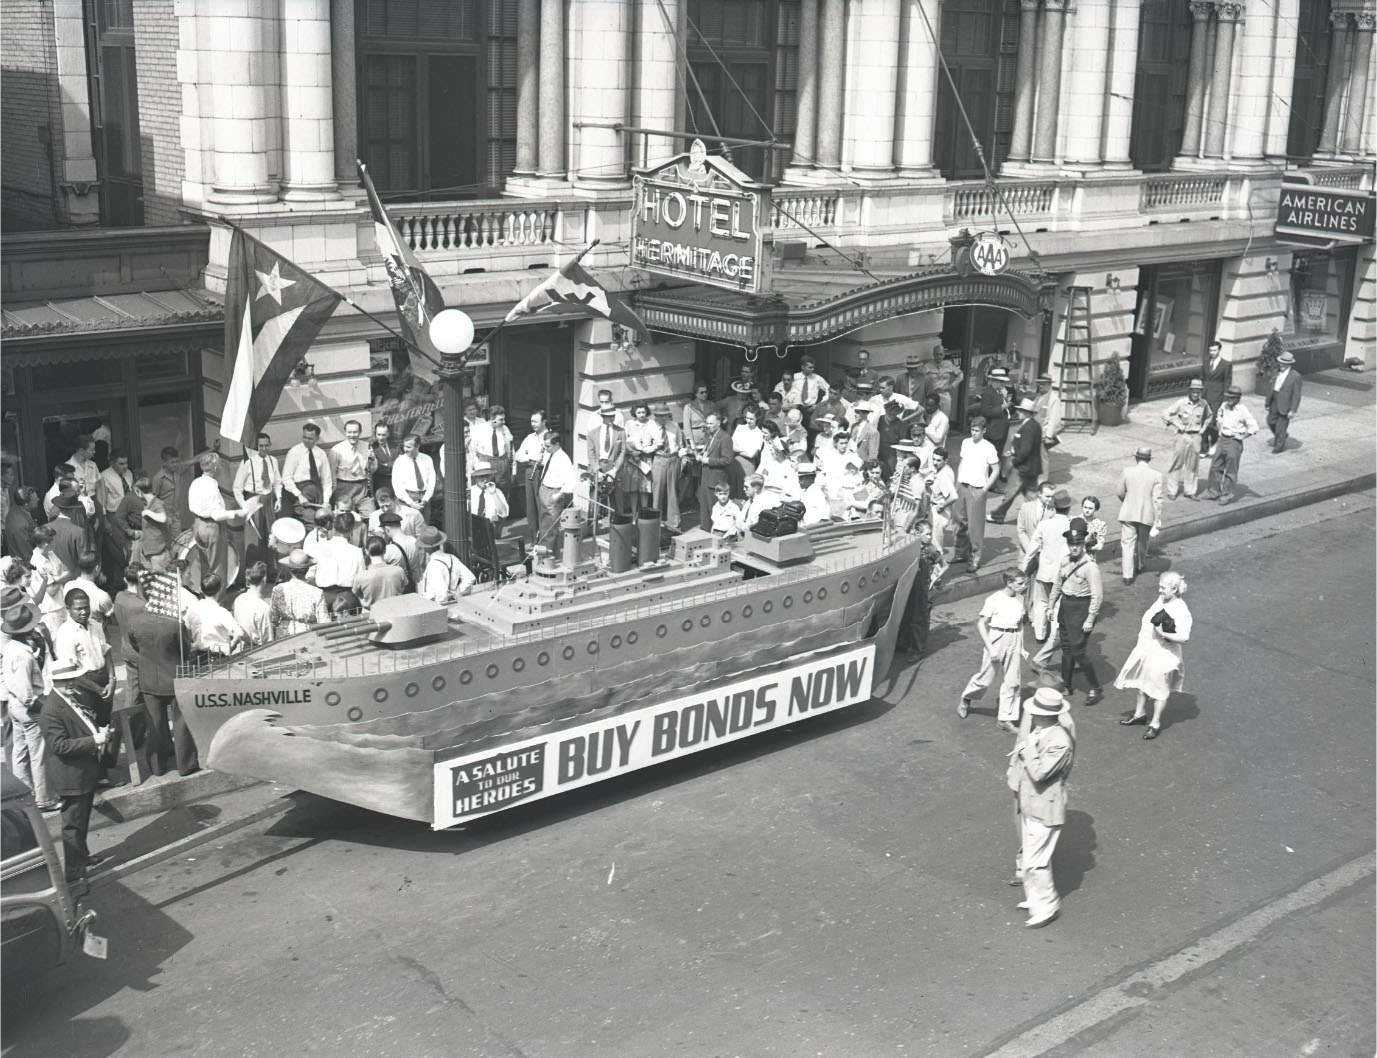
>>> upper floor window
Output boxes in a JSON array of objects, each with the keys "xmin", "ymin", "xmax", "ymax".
[
  {"xmin": 1129, "ymin": 0, "xmax": 1193, "ymax": 172},
  {"xmin": 85, "ymin": 0, "xmax": 143, "ymax": 225},
  {"xmin": 1288, "ymin": 0, "xmax": 1334, "ymax": 161},
  {"xmin": 684, "ymin": 0, "xmax": 798, "ymax": 183},
  {"xmin": 933, "ymin": 0, "xmax": 1020, "ymax": 180},
  {"xmin": 357, "ymin": 0, "xmax": 517, "ymax": 200}
]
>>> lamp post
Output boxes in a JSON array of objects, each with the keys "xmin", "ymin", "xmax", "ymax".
[{"xmin": 429, "ymin": 308, "xmax": 477, "ymax": 565}]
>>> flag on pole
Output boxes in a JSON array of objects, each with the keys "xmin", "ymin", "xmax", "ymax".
[
  {"xmin": 220, "ymin": 228, "xmax": 345, "ymax": 449},
  {"xmin": 141, "ymin": 570, "xmax": 187, "ymax": 621},
  {"xmin": 504, "ymin": 246, "xmax": 650, "ymax": 339},
  {"xmin": 358, "ymin": 159, "xmax": 444, "ymax": 384}
]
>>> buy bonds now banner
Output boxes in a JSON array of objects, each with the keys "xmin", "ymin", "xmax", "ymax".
[{"xmin": 432, "ymin": 644, "xmax": 875, "ymax": 827}]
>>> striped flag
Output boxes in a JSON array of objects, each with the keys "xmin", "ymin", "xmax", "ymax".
[
  {"xmin": 141, "ymin": 570, "xmax": 187, "ymax": 621},
  {"xmin": 504, "ymin": 245, "xmax": 649, "ymax": 339},
  {"xmin": 219, "ymin": 228, "xmax": 344, "ymax": 448},
  {"xmin": 359, "ymin": 159, "xmax": 443, "ymax": 384}
]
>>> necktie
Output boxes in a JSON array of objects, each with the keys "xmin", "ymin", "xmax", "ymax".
[
  {"xmin": 412, "ymin": 455, "xmax": 424, "ymax": 491},
  {"xmin": 308, "ymin": 449, "xmax": 321, "ymax": 490},
  {"xmin": 478, "ymin": 490, "xmax": 486, "ymax": 518},
  {"xmin": 601, "ymin": 428, "xmax": 610, "ymax": 460},
  {"xmin": 801, "ymin": 378, "xmax": 810, "ymax": 404}
]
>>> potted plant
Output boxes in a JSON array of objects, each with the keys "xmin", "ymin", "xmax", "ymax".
[
  {"xmin": 1254, "ymin": 329, "xmax": 1284, "ymax": 395},
  {"xmin": 1094, "ymin": 358, "xmax": 1129, "ymax": 426}
]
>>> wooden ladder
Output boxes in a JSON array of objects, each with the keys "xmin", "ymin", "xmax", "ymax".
[{"xmin": 1058, "ymin": 286, "xmax": 1096, "ymax": 430}]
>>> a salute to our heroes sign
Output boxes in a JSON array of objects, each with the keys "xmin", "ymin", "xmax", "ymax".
[
  {"xmin": 630, "ymin": 139, "xmax": 768, "ymax": 295},
  {"xmin": 432, "ymin": 644, "xmax": 874, "ymax": 827}
]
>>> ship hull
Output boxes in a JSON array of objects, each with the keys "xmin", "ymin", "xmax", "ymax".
[{"xmin": 177, "ymin": 533, "xmax": 924, "ymax": 823}]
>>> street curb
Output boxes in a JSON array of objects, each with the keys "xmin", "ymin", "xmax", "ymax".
[
  {"xmin": 88, "ymin": 792, "xmax": 297, "ymax": 889},
  {"xmin": 934, "ymin": 470, "xmax": 1376, "ymax": 607},
  {"xmin": 88, "ymin": 770, "xmax": 261, "ymax": 833}
]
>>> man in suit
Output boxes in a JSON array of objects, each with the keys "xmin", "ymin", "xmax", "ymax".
[
  {"xmin": 49, "ymin": 489, "xmax": 89, "ymax": 584},
  {"xmin": 1199, "ymin": 340, "xmax": 1232, "ymax": 455},
  {"xmin": 1265, "ymin": 350, "xmax": 1302, "ymax": 454},
  {"xmin": 586, "ymin": 406, "xmax": 628, "ymax": 518},
  {"xmin": 39, "ymin": 657, "xmax": 112, "ymax": 882},
  {"xmin": 970, "ymin": 368, "xmax": 1012, "ymax": 474},
  {"xmin": 1006, "ymin": 686, "xmax": 1075, "ymax": 928},
  {"xmin": 1116, "ymin": 446, "xmax": 1164, "ymax": 585},
  {"xmin": 127, "ymin": 603, "xmax": 197, "ymax": 777},
  {"xmin": 4, "ymin": 486, "xmax": 40, "ymax": 561},
  {"xmin": 989, "ymin": 399, "xmax": 1043, "ymax": 523},
  {"xmin": 369, "ymin": 422, "xmax": 399, "ymax": 496},
  {"xmin": 696, "ymin": 412, "xmax": 733, "ymax": 519}
]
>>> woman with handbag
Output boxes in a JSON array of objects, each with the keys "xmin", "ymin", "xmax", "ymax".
[{"xmin": 1115, "ymin": 571, "xmax": 1193, "ymax": 740}]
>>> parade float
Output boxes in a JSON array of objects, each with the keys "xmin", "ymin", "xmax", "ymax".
[{"xmin": 175, "ymin": 507, "xmax": 923, "ymax": 827}]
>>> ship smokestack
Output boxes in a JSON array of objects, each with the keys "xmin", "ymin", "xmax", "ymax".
[
  {"xmin": 637, "ymin": 508, "xmax": 661, "ymax": 565},
  {"xmin": 560, "ymin": 508, "xmax": 584, "ymax": 570},
  {"xmin": 608, "ymin": 514, "xmax": 635, "ymax": 573}
]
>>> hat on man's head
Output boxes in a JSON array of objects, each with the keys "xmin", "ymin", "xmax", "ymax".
[
  {"xmin": 1, "ymin": 585, "xmax": 27, "ymax": 611},
  {"xmin": 856, "ymin": 381, "xmax": 875, "ymax": 393},
  {"xmin": 1135, "ymin": 446, "xmax": 1153, "ymax": 461},
  {"xmin": 1063, "ymin": 515, "xmax": 1088, "ymax": 545},
  {"xmin": 795, "ymin": 462, "xmax": 817, "ymax": 476},
  {"xmin": 0, "ymin": 601, "xmax": 39, "ymax": 637},
  {"xmin": 813, "ymin": 414, "xmax": 838, "ymax": 428},
  {"xmin": 470, "ymin": 466, "xmax": 494, "ymax": 480},
  {"xmin": 52, "ymin": 489, "xmax": 81, "ymax": 510},
  {"xmin": 1016, "ymin": 398, "xmax": 1036, "ymax": 413},
  {"xmin": 50, "ymin": 657, "xmax": 85, "ymax": 682},
  {"xmin": 1052, "ymin": 488, "xmax": 1072, "ymax": 510},
  {"xmin": 416, "ymin": 525, "xmax": 447, "ymax": 551},
  {"xmin": 651, "ymin": 402, "xmax": 671, "ymax": 417},
  {"xmin": 892, "ymin": 440, "xmax": 923, "ymax": 452},
  {"xmin": 280, "ymin": 549, "xmax": 314, "ymax": 572},
  {"xmin": 1026, "ymin": 686, "xmax": 1066, "ymax": 716},
  {"xmin": 1188, "ymin": 378, "xmax": 1204, "ymax": 389},
  {"xmin": 377, "ymin": 511, "xmax": 403, "ymax": 527},
  {"xmin": 851, "ymin": 404, "xmax": 872, "ymax": 416},
  {"xmin": 988, "ymin": 367, "xmax": 1010, "ymax": 381},
  {"xmin": 1225, "ymin": 384, "xmax": 1243, "ymax": 397},
  {"xmin": 270, "ymin": 516, "xmax": 306, "ymax": 548},
  {"xmin": 1277, "ymin": 351, "xmax": 1296, "ymax": 365},
  {"xmin": 599, "ymin": 406, "xmax": 618, "ymax": 418},
  {"xmin": 1036, "ymin": 374, "xmax": 1053, "ymax": 384}
]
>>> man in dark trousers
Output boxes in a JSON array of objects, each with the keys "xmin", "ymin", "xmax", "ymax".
[
  {"xmin": 40, "ymin": 658, "xmax": 111, "ymax": 883},
  {"xmin": 127, "ymin": 603, "xmax": 198, "ymax": 777},
  {"xmin": 1265, "ymin": 350, "xmax": 1302, "ymax": 453},
  {"xmin": 1199, "ymin": 340, "xmax": 1232, "ymax": 455},
  {"xmin": 989, "ymin": 398, "xmax": 1043, "ymax": 523}
]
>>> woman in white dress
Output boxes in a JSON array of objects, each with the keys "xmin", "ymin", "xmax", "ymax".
[
  {"xmin": 729, "ymin": 405, "xmax": 766, "ymax": 498},
  {"xmin": 757, "ymin": 433, "xmax": 801, "ymax": 504},
  {"xmin": 1115, "ymin": 571, "xmax": 1192, "ymax": 740}
]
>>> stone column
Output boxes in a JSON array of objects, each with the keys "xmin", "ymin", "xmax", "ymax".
[
  {"xmin": 537, "ymin": 0, "xmax": 567, "ymax": 180},
  {"xmin": 843, "ymin": 0, "xmax": 901, "ymax": 180},
  {"xmin": 1102, "ymin": 0, "xmax": 1141, "ymax": 168},
  {"xmin": 570, "ymin": 0, "xmax": 632, "ymax": 188},
  {"xmin": 1229, "ymin": 0, "xmax": 1277, "ymax": 164},
  {"xmin": 1006, "ymin": 0, "xmax": 1040, "ymax": 164},
  {"xmin": 1317, "ymin": 12, "xmax": 1352, "ymax": 156},
  {"xmin": 331, "ymin": 0, "xmax": 359, "ymax": 193},
  {"xmin": 783, "ymin": 0, "xmax": 819, "ymax": 180},
  {"xmin": 1031, "ymin": 0, "xmax": 1067, "ymax": 165},
  {"xmin": 1061, "ymin": 0, "xmax": 1111, "ymax": 170},
  {"xmin": 1178, "ymin": 1, "xmax": 1214, "ymax": 161},
  {"xmin": 894, "ymin": 0, "xmax": 940, "ymax": 177},
  {"xmin": 281, "ymin": 0, "xmax": 339, "ymax": 202},
  {"xmin": 814, "ymin": 0, "xmax": 846, "ymax": 170},
  {"xmin": 513, "ymin": 0, "xmax": 539, "ymax": 175},
  {"xmin": 1342, "ymin": 12, "xmax": 1375, "ymax": 153},
  {"xmin": 1203, "ymin": 2, "xmax": 1242, "ymax": 158},
  {"xmin": 206, "ymin": 7, "xmax": 277, "ymax": 205},
  {"xmin": 1264, "ymin": 0, "xmax": 1300, "ymax": 162},
  {"xmin": 632, "ymin": 0, "xmax": 678, "ymax": 168}
]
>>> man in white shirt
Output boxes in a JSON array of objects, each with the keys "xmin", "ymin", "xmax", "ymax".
[
  {"xmin": 97, "ymin": 452, "xmax": 134, "ymax": 516},
  {"xmin": 797, "ymin": 464, "xmax": 831, "ymax": 526},
  {"xmin": 311, "ymin": 513, "xmax": 366, "ymax": 610},
  {"xmin": 65, "ymin": 552, "xmax": 114, "ymax": 623},
  {"xmin": 233, "ymin": 432, "xmax": 282, "ymax": 564},
  {"xmin": 233, "ymin": 561, "xmax": 274, "ymax": 647},
  {"xmin": 470, "ymin": 406, "xmax": 516, "ymax": 495},
  {"xmin": 860, "ymin": 376, "xmax": 920, "ymax": 421},
  {"xmin": 368, "ymin": 487, "xmax": 425, "ymax": 538},
  {"xmin": 184, "ymin": 574, "xmax": 247, "ymax": 656},
  {"xmin": 532, "ymin": 431, "xmax": 576, "ymax": 547},
  {"xmin": 329, "ymin": 420, "xmax": 370, "ymax": 509},
  {"xmin": 391, "ymin": 433, "xmax": 436, "ymax": 522},
  {"xmin": 924, "ymin": 447, "xmax": 958, "ymax": 550},
  {"xmin": 68, "ymin": 435, "xmax": 102, "ymax": 500},
  {"xmin": 952, "ymin": 416, "xmax": 1001, "ymax": 574},
  {"xmin": 281, "ymin": 423, "xmax": 333, "ymax": 518},
  {"xmin": 417, "ymin": 525, "xmax": 476, "ymax": 604},
  {"xmin": 794, "ymin": 356, "xmax": 829, "ymax": 415},
  {"xmin": 1025, "ymin": 489, "xmax": 1073, "ymax": 644},
  {"xmin": 649, "ymin": 403, "xmax": 684, "ymax": 532},
  {"xmin": 187, "ymin": 452, "xmax": 253, "ymax": 600},
  {"xmin": 513, "ymin": 410, "xmax": 549, "ymax": 546},
  {"xmin": 469, "ymin": 471, "xmax": 510, "ymax": 576},
  {"xmin": 53, "ymin": 588, "xmax": 116, "ymax": 748}
]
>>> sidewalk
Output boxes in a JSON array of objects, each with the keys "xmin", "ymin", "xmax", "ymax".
[{"xmin": 75, "ymin": 368, "xmax": 1376, "ymax": 879}]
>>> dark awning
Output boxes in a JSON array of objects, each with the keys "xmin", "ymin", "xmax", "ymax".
[
  {"xmin": 635, "ymin": 266, "xmax": 1047, "ymax": 352},
  {"xmin": 0, "ymin": 289, "xmax": 223, "ymax": 365}
]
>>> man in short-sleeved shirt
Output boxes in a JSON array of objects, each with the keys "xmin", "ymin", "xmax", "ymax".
[{"xmin": 952, "ymin": 418, "xmax": 1001, "ymax": 573}]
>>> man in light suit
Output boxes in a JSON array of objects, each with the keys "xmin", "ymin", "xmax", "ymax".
[
  {"xmin": 1116, "ymin": 446, "xmax": 1164, "ymax": 585},
  {"xmin": 1265, "ymin": 350, "xmax": 1302, "ymax": 454},
  {"xmin": 586, "ymin": 407, "xmax": 628, "ymax": 518},
  {"xmin": 1006, "ymin": 686, "xmax": 1075, "ymax": 928},
  {"xmin": 1199, "ymin": 340, "xmax": 1232, "ymax": 455}
]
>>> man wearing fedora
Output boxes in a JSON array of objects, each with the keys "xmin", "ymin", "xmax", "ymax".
[
  {"xmin": 3, "ymin": 596, "xmax": 57, "ymax": 810},
  {"xmin": 1161, "ymin": 380, "xmax": 1210, "ymax": 499},
  {"xmin": 1117, "ymin": 447, "xmax": 1164, "ymax": 584},
  {"xmin": 269, "ymin": 549, "xmax": 328, "ymax": 639},
  {"xmin": 1265, "ymin": 349, "xmax": 1302, "ymax": 454},
  {"xmin": 1006, "ymin": 685, "xmax": 1075, "ymax": 928},
  {"xmin": 418, "ymin": 525, "xmax": 476, "ymax": 604},
  {"xmin": 989, "ymin": 398, "xmax": 1043, "ymax": 523},
  {"xmin": 1203, "ymin": 385, "xmax": 1258, "ymax": 504},
  {"xmin": 649, "ymin": 402, "xmax": 684, "ymax": 532},
  {"xmin": 40, "ymin": 656, "xmax": 113, "ymax": 882}
]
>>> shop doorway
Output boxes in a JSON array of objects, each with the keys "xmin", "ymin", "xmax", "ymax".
[
  {"xmin": 1129, "ymin": 262, "xmax": 1221, "ymax": 399},
  {"xmin": 494, "ymin": 325, "xmax": 572, "ymax": 521},
  {"xmin": 941, "ymin": 306, "xmax": 1013, "ymax": 429}
]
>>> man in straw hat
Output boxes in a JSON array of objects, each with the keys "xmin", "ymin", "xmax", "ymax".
[
  {"xmin": 2, "ymin": 593, "xmax": 57, "ymax": 809},
  {"xmin": 269, "ymin": 549, "xmax": 327, "ymax": 639},
  {"xmin": 1160, "ymin": 380, "xmax": 1210, "ymax": 499},
  {"xmin": 989, "ymin": 397, "xmax": 1043, "ymax": 523},
  {"xmin": 40, "ymin": 655, "xmax": 113, "ymax": 882},
  {"xmin": 1006, "ymin": 685, "xmax": 1075, "ymax": 928},
  {"xmin": 649, "ymin": 402, "xmax": 684, "ymax": 532},
  {"xmin": 417, "ymin": 525, "xmax": 476, "ymax": 605},
  {"xmin": 1264, "ymin": 349, "xmax": 1302, "ymax": 454}
]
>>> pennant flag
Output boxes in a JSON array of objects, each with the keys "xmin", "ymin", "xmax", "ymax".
[
  {"xmin": 504, "ymin": 247, "xmax": 649, "ymax": 339},
  {"xmin": 359, "ymin": 159, "xmax": 444, "ymax": 384},
  {"xmin": 220, "ymin": 228, "xmax": 344, "ymax": 448}
]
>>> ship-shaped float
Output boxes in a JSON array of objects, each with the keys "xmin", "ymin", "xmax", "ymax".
[{"xmin": 176, "ymin": 507, "xmax": 923, "ymax": 827}]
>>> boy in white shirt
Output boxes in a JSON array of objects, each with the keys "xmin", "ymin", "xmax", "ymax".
[{"xmin": 708, "ymin": 483, "xmax": 744, "ymax": 539}]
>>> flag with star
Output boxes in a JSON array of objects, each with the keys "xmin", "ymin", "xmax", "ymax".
[
  {"xmin": 219, "ymin": 227, "xmax": 345, "ymax": 448},
  {"xmin": 359, "ymin": 159, "xmax": 443, "ymax": 384},
  {"xmin": 503, "ymin": 243, "xmax": 649, "ymax": 339}
]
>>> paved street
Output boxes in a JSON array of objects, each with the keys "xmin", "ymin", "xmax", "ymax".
[{"xmin": 4, "ymin": 497, "xmax": 1373, "ymax": 1058}]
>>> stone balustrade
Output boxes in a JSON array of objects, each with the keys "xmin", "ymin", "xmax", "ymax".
[
  {"xmin": 1307, "ymin": 165, "xmax": 1374, "ymax": 190},
  {"xmin": 1140, "ymin": 174, "xmax": 1228, "ymax": 210},
  {"xmin": 773, "ymin": 191, "xmax": 842, "ymax": 234},
  {"xmin": 946, "ymin": 180, "xmax": 1057, "ymax": 224},
  {"xmin": 393, "ymin": 200, "xmax": 562, "ymax": 252}
]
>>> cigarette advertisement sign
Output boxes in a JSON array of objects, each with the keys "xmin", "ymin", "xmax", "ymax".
[
  {"xmin": 631, "ymin": 139, "xmax": 768, "ymax": 294},
  {"xmin": 433, "ymin": 644, "xmax": 875, "ymax": 827}
]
